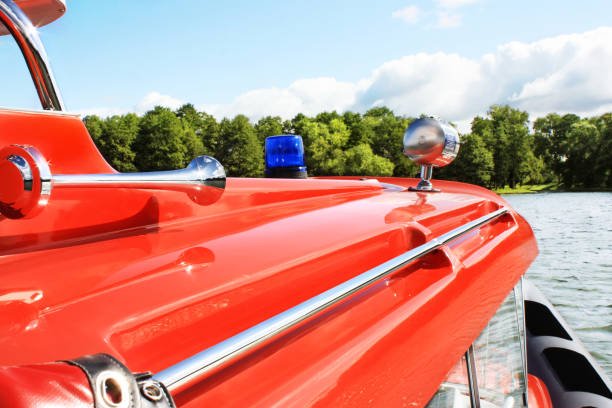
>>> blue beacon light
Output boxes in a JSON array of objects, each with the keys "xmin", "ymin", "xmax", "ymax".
[{"xmin": 264, "ymin": 135, "xmax": 308, "ymax": 179}]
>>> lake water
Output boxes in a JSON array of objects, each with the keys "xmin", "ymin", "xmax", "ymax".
[{"xmin": 502, "ymin": 192, "xmax": 612, "ymax": 378}]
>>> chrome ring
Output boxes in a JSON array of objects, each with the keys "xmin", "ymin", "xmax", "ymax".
[{"xmin": 95, "ymin": 371, "xmax": 130, "ymax": 408}]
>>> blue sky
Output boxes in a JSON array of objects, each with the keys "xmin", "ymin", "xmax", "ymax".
[{"xmin": 2, "ymin": 0, "xmax": 612, "ymax": 131}]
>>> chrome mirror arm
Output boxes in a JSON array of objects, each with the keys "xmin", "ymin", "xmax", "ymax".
[
  {"xmin": 0, "ymin": 145, "xmax": 226, "ymax": 219},
  {"xmin": 0, "ymin": 0, "xmax": 65, "ymax": 110}
]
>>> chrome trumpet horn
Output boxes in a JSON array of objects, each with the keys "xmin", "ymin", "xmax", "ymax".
[{"xmin": 0, "ymin": 145, "xmax": 226, "ymax": 219}]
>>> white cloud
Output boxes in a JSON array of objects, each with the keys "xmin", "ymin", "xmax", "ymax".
[
  {"xmin": 429, "ymin": 0, "xmax": 480, "ymax": 28},
  {"xmin": 79, "ymin": 28, "xmax": 612, "ymax": 135},
  {"xmin": 435, "ymin": 12, "xmax": 462, "ymax": 28},
  {"xmin": 73, "ymin": 91, "xmax": 187, "ymax": 118},
  {"xmin": 197, "ymin": 78, "xmax": 360, "ymax": 121},
  {"xmin": 213, "ymin": 27, "xmax": 612, "ymax": 133},
  {"xmin": 135, "ymin": 91, "xmax": 185, "ymax": 112},
  {"xmin": 505, "ymin": 35, "xmax": 612, "ymax": 112},
  {"xmin": 435, "ymin": 0, "xmax": 480, "ymax": 9},
  {"xmin": 354, "ymin": 51, "xmax": 483, "ymax": 119},
  {"xmin": 392, "ymin": 5, "xmax": 421, "ymax": 24}
]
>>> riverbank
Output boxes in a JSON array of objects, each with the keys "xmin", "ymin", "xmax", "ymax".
[
  {"xmin": 493, "ymin": 183, "xmax": 612, "ymax": 194},
  {"xmin": 494, "ymin": 183, "xmax": 560, "ymax": 194}
]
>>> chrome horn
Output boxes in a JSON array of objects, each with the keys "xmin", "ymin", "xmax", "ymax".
[
  {"xmin": 0, "ymin": 145, "xmax": 226, "ymax": 219},
  {"xmin": 403, "ymin": 116, "xmax": 460, "ymax": 192}
]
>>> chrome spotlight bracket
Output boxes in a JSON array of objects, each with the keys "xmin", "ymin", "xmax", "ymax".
[
  {"xmin": 403, "ymin": 116, "xmax": 460, "ymax": 192},
  {"xmin": 409, "ymin": 165, "xmax": 439, "ymax": 192},
  {"xmin": 0, "ymin": 145, "xmax": 226, "ymax": 219}
]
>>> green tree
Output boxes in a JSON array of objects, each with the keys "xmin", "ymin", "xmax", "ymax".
[
  {"xmin": 493, "ymin": 106, "xmax": 530, "ymax": 188},
  {"xmin": 84, "ymin": 104, "xmax": 612, "ymax": 187},
  {"xmin": 134, "ymin": 106, "xmax": 193, "ymax": 171},
  {"xmin": 364, "ymin": 111, "xmax": 416, "ymax": 177},
  {"xmin": 344, "ymin": 144, "xmax": 394, "ymax": 176},
  {"xmin": 343, "ymin": 111, "xmax": 376, "ymax": 148},
  {"xmin": 314, "ymin": 111, "xmax": 342, "ymax": 125},
  {"xmin": 301, "ymin": 118, "xmax": 349, "ymax": 175},
  {"xmin": 216, "ymin": 115, "xmax": 264, "ymax": 177},
  {"xmin": 562, "ymin": 121, "xmax": 601, "ymax": 188},
  {"xmin": 472, "ymin": 105, "xmax": 530, "ymax": 188},
  {"xmin": 533, "ymin": 113, "xmax": 580, "ymax": 178},
  {"xmin": 84, "ymin": 114, "xmax": 139, "ymax": 172},
  {"xmin": 290, "ymin": 113, "xmax": 308, "ymax": 137},
  {"xmin": 438, "ymin": 132, "xmax": 494, "ymax": 186},
  {"xmin": 590, "ymin": 113, "xmax": 612, "ymax": 187},
  {"xmin": 104, "ymin": 114, "xmax": 140, "ymax": 172},
  {"xmin": 281, "ymin": 119, "xmax": 294, "ymax": 134},
  {"xmin": 342, "ymin": 111, "xmax": 362, "ymax": 131},
  {"xmin": 254, "ymin": 116, "xmax": 283, "ymax": 145},
  {"xmin": 84, "ymin": 115, "xmax": 104, "ymax": 149},
  {"xmin": 520, "ymin": 152, "xmax": 549, "ymax": 185},
  {"xmin": 364, "ymin": 106, "xmax": 394, "ymax": 119},
  {"xmin": 180, "ymin": 125, "xmax": 205, "ymax": 164},
  {"xmin": 176, "ymin": 104, "xmax": 219, "ymax": 155}
]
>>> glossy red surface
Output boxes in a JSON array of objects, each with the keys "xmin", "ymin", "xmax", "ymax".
[
  {"xmin": 0, "ymin": 110, "xmax": 114, "ymax": 174},
  {"xmin": 0, "ymin": 362, "xmax": 93, "ymax": 408},
  {"xmin": 0, "ymin": 109, "xmax": 538, "ymax": 406},
  {"xmin": 527, "ymin": 374, "xmax": 554, "ymax": 408}
]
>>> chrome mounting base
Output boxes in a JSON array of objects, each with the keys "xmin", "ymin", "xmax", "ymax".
[{"xmin": 409, "ymin": 165, "xmax": 440, "ymax": 192}]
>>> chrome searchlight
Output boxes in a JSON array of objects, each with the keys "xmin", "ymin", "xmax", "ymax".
[
  {"xmin": 403, "ymin": 116, "xmax": 460, "ymax": 192},
  {"xmin": 264, "ymin": 135, "xmax": 308, "ymax": 179},
  {"xmin": 0, "ymin": 145, "xmax": 226, "ymax": 219}
]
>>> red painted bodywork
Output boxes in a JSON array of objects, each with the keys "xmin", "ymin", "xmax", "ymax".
[
  {"xmin": 0, "ymin": 362, "xmax": 93, "ymax": 408},
  {"xmin": 0, "ymin": 109, "xmax": 538, "ymax": 406},
  {"xmin": 527, "ymin": 374, "xmax": 554, "ymax": 408}
]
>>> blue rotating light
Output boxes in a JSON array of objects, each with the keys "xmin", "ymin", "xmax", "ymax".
[{"xmin": 264, "ymin": 135, "xmax": 308, "ymax": 179}]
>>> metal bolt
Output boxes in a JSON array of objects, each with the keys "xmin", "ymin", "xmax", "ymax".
[{"xmin": 141, "ymin": 381, "xmax": 164, "ymax": 402}]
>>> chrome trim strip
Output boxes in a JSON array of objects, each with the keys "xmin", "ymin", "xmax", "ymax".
[
  {"xmin": 465, "ymin": 345, "xmax": 481, "ymax": 408},
  {"xmin": 153, "ymin": 207, "xmax": 509, "ymax": 391},
  {"xmin": 0, "ymin": 0, "xmax": 65, "ymax": 110}
]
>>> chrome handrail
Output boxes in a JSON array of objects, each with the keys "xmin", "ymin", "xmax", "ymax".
[
  {"xmin": 0, "ymin": 0, "xmax": 65, "ymax": 110},
  {"xmin": 153, "ymin": 207, "xmax": 509, "ymax": 391}
]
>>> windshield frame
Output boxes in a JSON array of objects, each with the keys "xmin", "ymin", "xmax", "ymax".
[{"xmin": 0, "ymin": 0, "xmax": 64, "ymax": 111}]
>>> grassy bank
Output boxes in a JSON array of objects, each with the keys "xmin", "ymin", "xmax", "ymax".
[
  {"xmin": 494, "ymin": 183, "xmax": 612, "ymax": 194},
  {"xmin": 494, "ymin": 183, "xmax": 560, "ymax": 194}
]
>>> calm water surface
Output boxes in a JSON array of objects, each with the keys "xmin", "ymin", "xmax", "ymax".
[{"xmin": 502, "ymin": 192, "xmax": 612, "ymax": 377}]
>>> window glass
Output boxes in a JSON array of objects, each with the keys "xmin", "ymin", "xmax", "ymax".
[
  {"xmin": 473, "ymin": 284, "xmax": 527, "ymax": 407},
  {"xmin": 426, "ymin": 355, "xmax": 472, "ymax": 408},
  {"xmin": 425, "ymin": 281, "xmax": 527, "ymax": 407},
  {"xmin": 0, "ymin": 21, "xmax": 42, "ymax": 110}
]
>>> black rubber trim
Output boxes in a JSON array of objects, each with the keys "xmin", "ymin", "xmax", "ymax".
[
  {"xmin": 525, "ymin": 300, "xmax": 572, "ymax": 340},
  {"xmin": 65, "ymin": 353, "xmax": 175, "ymax": 408},
  {"xmin": 543, "ymin": 347, "xmax": 612, "ymax": 398},
  {"xmin": 264, "ymin": 167, "xmax": 308, "ymax": 178}
]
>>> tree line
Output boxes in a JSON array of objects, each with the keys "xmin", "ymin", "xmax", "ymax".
[{"xmin": 83, "ymin": 104, "xmax": 612, "ymax": 189}]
